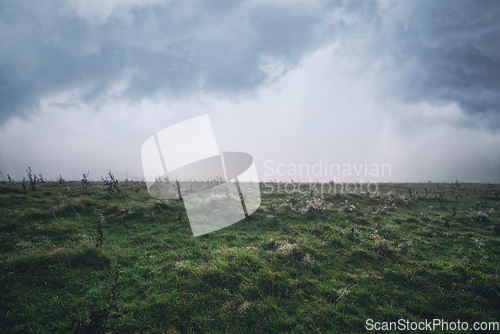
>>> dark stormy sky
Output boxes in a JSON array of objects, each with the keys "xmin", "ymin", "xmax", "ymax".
[{"xmin": 1, "ymin": 0, "xmax": 499, "ymax": 183}]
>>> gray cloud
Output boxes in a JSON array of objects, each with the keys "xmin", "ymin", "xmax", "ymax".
[
  {"xmin": 366, "ymin": 0, "xmax": 500, "ymax": 128},
  {"xmin": 1, "ymin": 0, "xmax": 499, "ymax": 130},
  {"xmin": 0, "ymin": 0, "xmax": 379, "ymax": 124}
]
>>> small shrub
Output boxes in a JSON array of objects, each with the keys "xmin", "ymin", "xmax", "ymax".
[
  {"xmin": 26, "ymin": 167, "xmax": 37, "ymax": 191},
  {"xmin": 102, "ymin": 171, "xmax": 123, "ymax": 198},
  {"xmin": 81, "ymin": 172, "xmax": 90, "ymax": 191},
  {"xmin": 94, "ymin": 209, "xmax": 105, "ymax": 248}
]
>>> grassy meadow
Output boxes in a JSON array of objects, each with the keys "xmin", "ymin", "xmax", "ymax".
[{"xmin": 0, "ymin": 175, "xmax": 499, "ymax": 333}]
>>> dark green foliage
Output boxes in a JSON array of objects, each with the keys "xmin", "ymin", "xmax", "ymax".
[{"xmin": 70, "ymin": 268, "xmax": 131, "ymax": 334}]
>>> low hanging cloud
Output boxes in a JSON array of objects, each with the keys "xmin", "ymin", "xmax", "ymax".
[{"xmin": 1, "ymin": 0, "xmax": 499, "ymax": 129}]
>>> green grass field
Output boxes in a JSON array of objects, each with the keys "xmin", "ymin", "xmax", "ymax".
[{"xmin": 1, "ymin": 178, "xmax": 499, "ymax": 333}]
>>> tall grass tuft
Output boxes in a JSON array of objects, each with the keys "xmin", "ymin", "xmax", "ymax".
[{"xmin": 94, "ymin": 209, "xmax": 105, "ymax": 248}]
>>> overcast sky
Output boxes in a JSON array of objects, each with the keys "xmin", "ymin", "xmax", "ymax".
[{"xmin": 1, "ymin": 0, "xmax": 499, "ymax": 183}]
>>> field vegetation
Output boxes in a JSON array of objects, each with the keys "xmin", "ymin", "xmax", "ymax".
[{"xmin": 1, "ymin": 171, "xmax": 499, "ymax": 333}]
